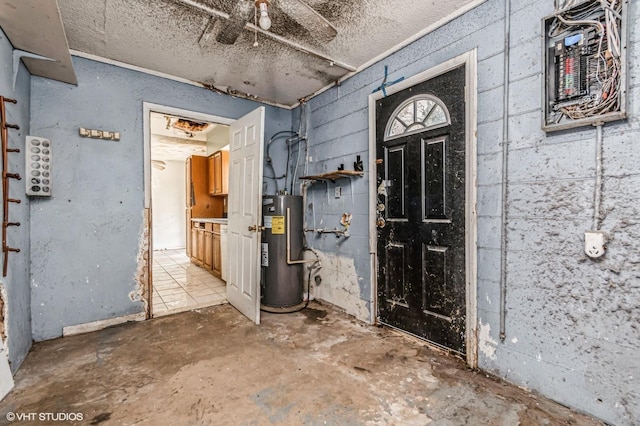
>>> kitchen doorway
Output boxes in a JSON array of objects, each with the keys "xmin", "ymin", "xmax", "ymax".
[{"xmin": 143, "ymin": 104, "xmax": 234, "ymax": 318}]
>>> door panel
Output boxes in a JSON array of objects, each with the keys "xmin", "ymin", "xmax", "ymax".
[
  {"xmin": 385, "ymin": 145, "xmax": 406, "ymax": 220},
  {"xmin": 385, "ymin": 242, "xmax": 408, "ymax": 306},
  {"xmin": 376, "ymin": 66, "xmax": 466, "ymax": 354},
  {"xmin": 423, "ymin": 137, "xmax": 447, "ymax": 220},
  {"xmin": 226, "ymin": 107, "xmax": 265, "ymax": 324}
]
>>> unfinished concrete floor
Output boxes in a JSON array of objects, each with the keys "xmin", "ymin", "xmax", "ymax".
[{"xmin": 0, "ymin": 303, "xmax": 601, "ymax": 425}]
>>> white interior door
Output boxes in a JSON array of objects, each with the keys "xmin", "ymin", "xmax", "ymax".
[
  {"xmin": 226, "ymin": 107, "xmax": 265, "ymax": 324},
  {"xmin": 0, "ymin": 336, "xmax": 14, "ymax": 401}
]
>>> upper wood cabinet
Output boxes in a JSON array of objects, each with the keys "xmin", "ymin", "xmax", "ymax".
[
  {"xmin": 187, "ymin": 155, "xmax": 223, "ymax": 217},
  {"xmin": 208, "ymin": 150, "xmax": 229, "ymax": 196}
]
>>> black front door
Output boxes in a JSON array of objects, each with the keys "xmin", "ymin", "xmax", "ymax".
[{"xmin": 376, "ymin": 65, "xmax": 467, "ymax": 354}]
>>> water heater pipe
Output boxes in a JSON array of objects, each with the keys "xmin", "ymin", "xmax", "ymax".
[{"xmin": 286, "ymin": 207, "xmax": 317, "ymax": 265}]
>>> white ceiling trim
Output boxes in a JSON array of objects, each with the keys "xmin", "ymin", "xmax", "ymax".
[
  {"xmin": 293, "ymin": 0, "xmax": 489, "ymax": 108},
  {"xmin": 69, "ymin": 49, "xmax": 294, "ymax": 110}
]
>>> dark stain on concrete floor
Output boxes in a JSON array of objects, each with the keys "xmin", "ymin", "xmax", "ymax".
[{"xmin": 0, "ymin": 303, "xmax": 602, "ymax": 425}]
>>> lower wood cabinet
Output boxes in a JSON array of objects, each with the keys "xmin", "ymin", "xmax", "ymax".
[
  {"xmin": 204, "ymin": 231, "xmax": 213, "ymax": 270},
  {"xmin": 190, "ymin": 221, "xmax": 222, "ymax": 278},
  {"xmin": 191, "ymin": 227, "xmax": 198, "ymax": 262},
  {"xmin": 212, "ymin": 232, "xmax": 221, "ymax": 277}
]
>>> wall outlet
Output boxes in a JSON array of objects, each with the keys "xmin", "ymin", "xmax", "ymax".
[
  {"xmin": 585, "ymin": 231, "xmax": 606, "ymax": 258},
  {"xmin": 335, "ymin": 186, "xmax": 342, "ymax": 198}
]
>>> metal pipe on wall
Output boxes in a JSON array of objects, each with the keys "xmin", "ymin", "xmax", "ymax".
[
  {"xmin": 499, "ymin": 0, "xmax": 512, "ymax": 342},
  {"xmin": 593, "ymin": 124, "xmax": 604, "ymax": 230},
  {"xmin": 286, "ymin": 207, "xmax": 316, "ymax": 265}
]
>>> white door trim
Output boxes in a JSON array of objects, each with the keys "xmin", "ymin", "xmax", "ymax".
[
  {"xmin": 367, "ymin": 49, "xmax": 478, "ymax": 368},
  {"xmin": 0, "ymin": 335, "xmax": 13, "ymax": 401},
  {"xmin": 142, "ymin": 102, "xmax": 235, "ymax": 209}
]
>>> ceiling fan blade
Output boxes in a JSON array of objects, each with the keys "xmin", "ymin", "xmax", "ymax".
[
  {"xmin": 216, "ymin": 0, "xmax": 254, "ymax": 45},
  {"xmin": 275, "ymin": 0, "xmax": 337, "ymax": 42}
]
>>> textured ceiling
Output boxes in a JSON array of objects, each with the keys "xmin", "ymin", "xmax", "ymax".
[{"xmin": 57, "ymin": 0, "xmax": 482, "ymax": 106}]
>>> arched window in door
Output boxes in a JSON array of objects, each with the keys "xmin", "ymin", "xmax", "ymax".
[{"xmin": 384, "ymin": 94, "xmax": 451, "ymax": 141}]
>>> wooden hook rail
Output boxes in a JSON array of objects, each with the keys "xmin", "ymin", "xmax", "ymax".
[{"xmin": 1, "ymin": 96, "xmax": 22, "ymax": 276}]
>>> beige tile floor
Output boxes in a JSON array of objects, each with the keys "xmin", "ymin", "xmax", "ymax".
[{"xmin": 152, "ymin": 249, "xmax": 226, "ymax": 317}]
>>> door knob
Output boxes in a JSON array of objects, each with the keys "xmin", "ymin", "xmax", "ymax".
[{"xmin": 248, "ymin": 225, "xmax": 265, "ymax": 232}]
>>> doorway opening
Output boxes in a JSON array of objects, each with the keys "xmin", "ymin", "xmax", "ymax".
[{"xmin": 144, "ymin": 104, "xmax": 234, "ymax": 318}]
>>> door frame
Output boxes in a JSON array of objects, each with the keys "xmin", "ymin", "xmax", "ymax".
[
  {"xmin": 142, "ymin": 102, "xmax": 234, "ymax": 318},
  {"xmin": 367, "ymin": 50, "xmax": 478, "ymax": 367}
]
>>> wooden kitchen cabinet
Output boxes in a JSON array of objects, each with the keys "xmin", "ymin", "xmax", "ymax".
[
  {"xmin": 196, "ymin": 228, "xmax": 205, "ymax": 265},
  {"xmin": 190, "ymin": 226, "xmax": 199, "ymax": 264},
  {"xmin": 208, "ymin": 150, "xmax": 229, "ymax": 196},
  {"xmin": 190, "ymin": 221, "xmax": 222, "ymax": 278},
  {"xmin": 187, "ymin": 156, "xmax": 223, "ymax": 255},
  {"xmin": 212, "ymin": 224, "xmax": 221, "ymax": 277},
  {"xmin": 204, "ymin": 231, "xmax": 213, "ymax": 270}
]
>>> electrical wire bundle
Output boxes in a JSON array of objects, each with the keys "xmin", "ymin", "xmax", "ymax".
[{"xmin": 548, "ymin": 0, "xmax": 623, "ymax": 122}]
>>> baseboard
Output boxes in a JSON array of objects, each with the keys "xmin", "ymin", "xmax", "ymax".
[{"xmin": 62, "ymin": 312, "xmax": 146, "ymax": 337}]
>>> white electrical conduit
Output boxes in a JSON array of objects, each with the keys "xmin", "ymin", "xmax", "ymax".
[
  {"xmin": 499, "ymin": 0, "xmax": 511, "ymax": 342},
  {"xmin": 175, "ymin": 0, "xmax": 356, "ymax": 72},
  {"xmin": 593, "ymin": 124, "xmax": 604, "ymax": 230}
]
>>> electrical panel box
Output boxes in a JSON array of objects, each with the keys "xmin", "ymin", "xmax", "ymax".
[
  {"xmin": 26, "ymin": 136, "xmax": 52, "ymax": 197},
  {"xmin": 543, "ymin": 0, "xmax": 628, "ymax": 132}
]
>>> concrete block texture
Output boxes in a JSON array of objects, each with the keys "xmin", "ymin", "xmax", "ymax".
[{"xmin": 298, "ymin": 0, "xmax": 640, "ymax": 424}]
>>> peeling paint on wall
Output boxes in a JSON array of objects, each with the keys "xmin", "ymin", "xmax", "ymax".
[
  {"xmin": 307, "ymin": 251, "xmax": 370, "ymax": 322},
  {"xmin": 132, "ymin": 209, "xmax": 150, "ymax": 317},
  {"xmin": 0, "ymin": 283, "xmax": 6, "ymax": 345},
  {"xmin": 478, "ymin": 321, "xmax": 497, "ymax": 360}
]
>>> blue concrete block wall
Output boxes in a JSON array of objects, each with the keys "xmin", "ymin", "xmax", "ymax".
[
  {"xmin": 29, "ymin": 56, "xmax": 292, "ymax": 341},
  {"xmin": 293, "ymin": 0, "xmax": 639, "ymax": 424},
  {"xmin": 0, "ymin": 29, "xmax": 32, "ymax": 373}
]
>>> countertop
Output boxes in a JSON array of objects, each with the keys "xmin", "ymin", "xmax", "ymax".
[{"xmin": 191, "ymin": 218, "xmax": 228, "ymax": 224}]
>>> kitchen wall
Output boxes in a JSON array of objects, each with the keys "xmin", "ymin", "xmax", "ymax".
[
  {"xmin": 151, "ymin": 160, "xmax": 185, "ymax": 250},
  {"xmin": 29, "ymin": 56, "xmax": 292, "ymax": 341},
  {"xmin": 0, "ymin": 29, "xmax": 32, "ymax": 373},
  {"xmin": 294, "ymin": 0, "xmax": 639, "ymax": 424},
  {"xmin": 206, "ymin": 125, "xmax": 229, "ymax": 155}
]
